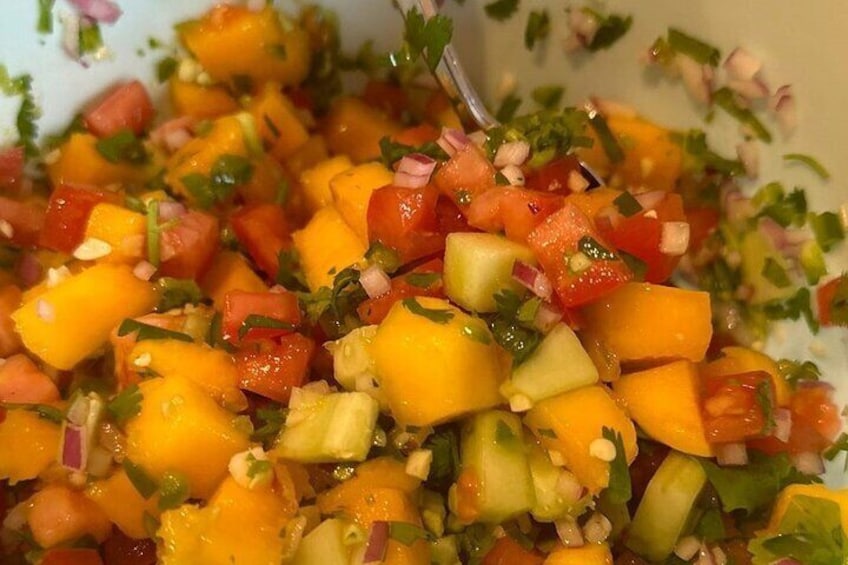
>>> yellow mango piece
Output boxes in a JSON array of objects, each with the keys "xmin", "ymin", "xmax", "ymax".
[
  {"xmin": 200, "ymin": 250, "xmax": 268, "ymax": 309},
  {"xmin": 179, "ymin": 5, "xmax": 310, "ymax": 88},
  {"xmin": 299, "ymin": 155, "xmax": 353, "ymax": 214},
  {"xmin": 13, "ymin": 264, "xmax": 157, "ymax": 370},
  {"xmin": 322, "ymin": 96, "xmax": 401, "ymax": 163},
  {"xmin": 330, "ymin": 162, "xmax": 394, "ymax": 243},
  {"xmin": 249, "ymin": 82, "xmax": 309, "ymax": 160},
  {"xmin": 125, "ymin": 375, "xmax": 250, "ymax": 499},
  {"xmin": 317, "ymin": 456, "xmax": 421, "ymax": 515},
  {"xmin": 169, "ymin": 79, "xmax": 238, "ymax": 120},
  {"xmin": 164, "ymin": 115, "xmax": 249, "ymax": 204},
  {"xmin": 578, "ymin": 115, "xmax": 683, "ymax": 192},
  {"xmin": 84, "ymin": 203, "xmax": 147, "ymax": 264},
  {"xmin": 582, "ymin": 283, "xmax": 712, "ymax": 364},
  {"xmin": 701, "ymin": 346, "xmax": 791, "ymax": 407},
  {"xmin": 47, "ymin": 133, "xmax": 146, "ymax": 188},
  {"xmin": 525, "ymin": 386, "xmax": 637, "ymax": 495},
  {"xmin": 285, "ymin": 135, "xmax": 330, "ymax": 177},
  {"xmin": 128, "ymin": 339, "xmax": 247, "ymax": 411},
  {"xmin": 613, "ymin": 361, "xmax": 713, "ymax": 457},
  {"xmin": 158, "ymin": 475, "xmax": 297, "ymax": 565},
  {"xmin": 544, "ymin": 543, "xmax": 613, "ymax": 565},
  {"xmin": 766, "ymin": 484, "xmax": 848, "ymax": 535},
  {"xmin": 86, "ymin": 468, "xmax": 160, "ymax": 539},
  {"xmin": 0, "ymin": 409, "xmax": 61, "ymax": 484},
  {"xmin": 565, "ymin": 187, "xmax": 621, "ymax": 219},
  {"xmin": 371, "ymin": 297, "xmax": 508, "ymax": 426},
  {"xmin": 292, "ymin": 206, "xmax": 367, "ymax": 292}
]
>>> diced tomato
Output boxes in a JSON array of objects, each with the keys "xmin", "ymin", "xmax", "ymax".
[
  {"xmin": 0, "ymin": 354, "xmax": 61, "ymax": 404},
  {"xmin": 362, "ymin": 80, "xmax": 408, "ymax": 121},
  {"xmin": 357, "ymin": 259, "xmax": 444, "ymax": 325},
  {"xmin": 367, "ymin": 184, "xmax": 444, "ymax": 264},
  {"xmin": 222, "ymin": 289, "xmax": 301, "ymax": 344},
  {"xmin": 159, "ymin": 210, "xmax": 219, "ymax": 279},
  {"xmin": 527, "ymin": 202, "xmax": 632, "ymax": 308},
  {"xmin": 481, "ymin": 535, "xmax": 545, "ymax": 565},
  {"xmin": 750, "ymin": 383, "xmax": 841, "ymax": 456},
  {"xmin": 41, "ymin": 549, "xmax": 104, "ymax": 565},
  {"xmin": 110, "ymin": 313, "xmax": 187, "ymax": 389},
  {"xmin": 523, "ymin": 155, "xmax": 583, "ymax": 194},
  {"xmin": 0, "ymin": 196, "xmax": 44, "ymax": 246},
  {"xmin": 38, "ymin": 184, "xmax": 119, "ymax": 253},
  {"xmin": 83, "ymin": 80, "xmax": 155, "ymax": 138},
  {"xmin": 702, "ymin": 370, "xmax": 775, "ymax": 444},
  {"xmin": 685, "ymin": 206, "xmax": 720, "ymax": 252},
  {"xmin": 601, "ymin": 193, "xmax": 687, "ymax": 283},
  {"xmin": 817, "ymin": 275, "xmax": 848, "ymax": 327},
  {"xmin": 0, "ymin": 146, "xmax": 24, "ymax": 193},
  {"xmin": 230, "ymin": 203, "xmax": 291, "ymax": 278},
  {"xmin": 467, "ymin": 187, "xmax": 564, "ymax": 243},
  {"xmin": 102, "ymin": 529, "xmax": 157, "ymax": 565},
  {"xmin": 433, "ymin": 143, "xmax": 497, "ymax": 209},
  {"xmin": 392, "ymin": 124, "xmax": 441, "ymax": 147},
  {"xmin": 234, "ymin": 334, "xmax": 314, "ymax": 403}
]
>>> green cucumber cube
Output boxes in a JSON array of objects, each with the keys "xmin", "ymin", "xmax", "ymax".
[{"xmin": 292, "ymin": 518, "xmax": 350, "ymax": 565}]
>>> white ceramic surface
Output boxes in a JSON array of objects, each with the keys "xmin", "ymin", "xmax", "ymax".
[{"xmin": 0, "ymin": 0, "xmax": 846, "ymax": 481}]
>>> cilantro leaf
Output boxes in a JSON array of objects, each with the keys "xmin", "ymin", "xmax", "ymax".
[
  {"xmin": 422, "ymin": 426, "xmax": 460, "ymax": 490},
  {"xmin": 602, "ymin": 427, "xmax": 632, "ymax": 504},
  {"xmin": 667, "ymin": 27, "xmax": 721, "ymax": 66},
  {"xmin": 583, "ymin": 9, "xmax": 632, "ymax": 51},
  {"xmin": 486, "ymin": 289, "xmax": 542, "ymax": 367},
  {"xmin": 156, "ymin": 278, "xmax": 203, "ymax": 312},
  {"xmin": 402, "ymin": 297, "xmax": 454, "ymax": 324},
  {"xmin": 0, "ymin": 402, "xmax": 63, "ymax": 424},
  {"xmin": 825, "ymin": 275, "xmax": 848, "ymax": 326},
  {"xmin": 117, "ymin": 319, "xmax": 194, "ymax": 343},
  {"xmin": 404, "ymin": 272, "xmax": 440, "ymax": 289},
  {"xmin": 531, "ymin": 85, "xmax": 564, "ymax": 110},
  {"xmin": 365, "ymin": 242, "xmax": 402, "ymax": 275},
  {"xmin": 588, "ymin": 110, "xmax": 625, "ymax": 163},
  {"xmin": 123, "ymin": 458, "xmax": 158, "ymax": 499},
  {"xmin": 156, "ymin": 57, "xmax": 178, "ymax": 83},
  {"xmin": 238, "ymin": 314, "xmax": 295, "ymax": 339},
  {"xmin": 484, "ymin": 0, "xmax": 519, "ymax": 22},
  {"xmin": 379, "ymin": 136, "xmax": 448, "ymax": 167},
  {"xmin": 275, "ymin": 249, "xmax": 309, "ymax": 292},
  {"xmin": 157, "ymin": 471, "xmax": 190, "ymax": 511},
  {"xmin": 14, "ymin": 74, "xmax": 39, "ymax": 158},
  {"xmin": 485, "ymin": 108, "xmax": 590, "ymax": 167},
  {"xmin": 823, "ymin": 432, "xmax": 848, "ymax": 472},
  {"xmin": 495, "ymin": 93, "xmax": 522, "ymax": 122},
  {"xmin": 809, "ymin": 211, "xmax": 845, "ymax": 252},
  {"xmin": 524, "ymin": 10, "xmax": 550, "ymax": 50},
  {"xmin": 777, "ymin": 358, "xmax": 821, "ymax": 388},
  {"xmin": 713, "ymin": 87, "xmax": 772, "ymax": 143},
  {"xmin": 106, "ymin": 384, "xmax": 143, "ymax": 426},
  {"xmin": 783, "ymin": 153, "xmax": 830, "ymax": 180},
  {"xmin": 388, "ymin": 522, "xmax": 434, "ymax": 545},
  {"xmin": 251, "ymin": 405, "xmax": 288, "ymax": 445},
  {"xmin": 404, "ymin": 8, "xmax": 453, "ymax": 72},
  {"xmin": 762, "ymin": 287, "xmax": 819, "ymax": 333}
]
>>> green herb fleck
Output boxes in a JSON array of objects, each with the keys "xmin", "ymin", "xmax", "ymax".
[
  {"xmin": 783, "ymin": 153, "xmax": 830, "ymax": 180},
  {"xmin": 156, "ymin": 278, "xmax": 203, "ymax": 312},
  {"xmin": 379, "ymin": 136, "xmax": 448, "ymax": 167},
  {"xmin": 405, "ymin": 272, "xmax": 441, "ymax": 289},
  {"xmin": 238, "ymin": 315, "xmax": 295, "ymax": 340},
  {"xmin": 402, "ymin": 298, "xmax": 454, "ymax": 324},
  {"xmin": 579, "ymin": 235, "xmax": 617, "ymax": 261},
  {"xmin": 588, "ymin": 111, "xmax": 625, "ymax": 163},
  {"xmin": 37, "ymin": 0, "xmax": 55, "ymax": 33},
  {"xmin": 524, "ymin": 10, "xmax": 550, "ymax": 50},
  {"xmin": 123, "ymin": 459, "xmax": 158, "ymax": 499},
  {"xmin": 0, "ymin": 402, "xmax": 63, "ymax": 424},
  {"xmin": 484, "ymin": 0, "xmax": 519, "ymax": 21},
  {"xmin": 613, "ymin": 191, "xmax": 642, "ymax": 217},
  {"xmin": 156, "ymin": 57, "xmax": 178, "ymax": 83},
  {"xmin": 778, "ymin": 358, "xmax": 821, "ymax": 388},
  {"xmin": 96, "ymin": 129, "xmax": 148, "ymax": 164},
  {"xmin": 825, "ymin": 275, "xmax": 848, "ymax": 326},
  {"xmin": 388, "ymin": 521, "xmax": 434, "ymax": 545},
  {"xmin": 537, "ymin": 427, "xmax": 557, "ymax": 439},
  {"xmin": 582, "ymin": 9, "xmax": 632, "ymax": 51},
  {"xmin": 602, "ymin": 427, "xmax": 631, "ymax": 504},
  {"xmin": 713, "ymin": 88, "xmax": 772, "ymax": 142},
  {"xmin": 531, "ymin": 85, "xmax": 564, "ymax": 110},
  {"xmin": 158, "ymin": 471, "xmax": 190, "ymax": 510},
  {"xmin": 106, "ymin": 384, "xmax": 143, "ymax": 426},
  {"xmin": 251, "ymin": 406, "xmax": 288, "ymax": 445},
  {"xmin": 275, "ymin": 249, "xmax": 309, "ymax": 292},
  {"xmin": 79, "ymin": 21, "xmax": 104, "ymax": 55},
  {"xmin": 667, "ymin": 27, "xmax": 721, "ymax": 66},
  {"xmin": 495, "ymin": 93, "xmax": 522, "ymax": 122},
  {"xmin": 761, "ymin": 257, "xmax": 791, "ymax": 288},
  {"xmin": 461, "ymin": 321, "xmax": 492, "ymax": 345},
  {"xmin": 246, "ymin": 452, "xmax": 273, "ymax": 479},
  {"xmin": 809, "ymin": 212, "xmax": 844, "ymax": 252},
  {"xmin": 403, "ymin": 8, "xmax": 453, "ymax": 72},
  {"xmin": 117, "ymin": 319, "xmax": 194, "ymax": 343},
  {"xmin": 487, "ymin": 290, "xmax": 542, "ymax": 367}
]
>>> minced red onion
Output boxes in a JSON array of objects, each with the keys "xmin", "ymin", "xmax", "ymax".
[
  {"xmin": 676, "ymin": 54, "xmax": 713, "ymax": 105},
  {"xmin": 796, "ymin": 379, "xmax": 835, "ymax": 393},
  {"xmin": 16, "ymin": 252, "xmax": 42, "ymax": 288},
  {"xmin": 163, "ymin": 128, "xmax": 192, "ymax": 152},
  {"xmin": 68, "ymin": 0, "xmax": 122, "ymax": 23},
  {"xmin": 773, "ymin": 408, "xmax": 792, "ymax": 443},
  {"xmin": 393, "ymin": 171, "xmax": 429, "ymax": 189},
  {"xmin": 659, "ymin": 221, "xmax": 690, "ymax": 256},
  {"xmin": 554, "ymin": 518, "xmax": 584, "ymax": 547},
  {"xmin": 555, "ymin": 469, "xmax": 584, "ymax": 503},
  {"xmin": 633, "ymin": 190, "xmax": 666, "ymax": 211},
  {"xmin": 770, "ymin": 85, "xmax": 798, "ymax": 136},
  {"xmin": 158, "ymin": 201, "xmax": 187, "ymax": 221},
  {"xmin": 493, "ymin": 140, "xmax": 530, "ymax": 168},
  {"xmin": 359, "ymin": 265, "xmax": 392, "ymax": 299},
  {"xmin": 534, "ymin": 302, "xmax": 563, "ymax": 334},
  {"xmin": 723, "ymin": 47, "xmax": 762, "ymax": 81},
  {"xmin": 436, "ymin": 128, "xmax": 470, "ymax": 157},
  {"xmin": 363, "ymin": 521, "xmax": 390, "ymax": 564},
  {"xmin": 715, "ymin": 442, "xmax": 748, "ymax": 466},
  {"xmin": 792, "ymin": 451, "xmax": 825, "ymax": 475},
  {"xmin": 61, "ymin": 423, "xmax": 87, "ymax": 471},
  {"xmin": 394, "ymin": 153, "xmax": 437, "ymax": 189},
  {"xmin": 132, "ymin": 260, "xmax": 157, "ymax": 281},
  {"xmin": 736, "ymin": 140, "xmax": 760, "ymax": 178},
  {"xmin": 499, "ymin": 164, "xmax": 525, "ymax": 186},
  {"xmin": 564, "ymin": 8, "xmax": 599, "ymax": 52},
  {"xmin": 512, "ymin": 260, "xmax": 553, "ymax": 300}
]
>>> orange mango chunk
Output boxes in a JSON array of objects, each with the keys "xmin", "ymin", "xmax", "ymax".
[
  {"xmin": 0, "ymin": 409, "xmax": 61, "ymax": 484},
  {"xmin": 249, "ymin": 82, "xmax": 309, "ymax": 160},
  {"xmin": 86, "ymin": 468, "xmax": 161, "ymax": 539},
  {"xmin": 200, "ymin": 250, "xmax": 268, "ymax": 309},
  {"xmin": 701, "ymin": 346, "xmax": 791, "ymax": 407},
  {"xmin": 544, "ymin": 543, "xmax": 613, "ymax": 565},
  {"xmin": 47, "ymin": 132, "xmax": 146, "ymax": 188},
  {"xmin": 292, "ymin": 206, "xmax": 367, "ymax": 292},
  {"xmin": 169, "ymin": 79, "xmax": 238, "ymax": 120},
  {"xmin": 322, "ymin": 96, "xmax": 401, "ymax": 163}
]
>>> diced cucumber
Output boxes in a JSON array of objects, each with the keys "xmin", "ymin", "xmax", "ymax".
[
  {"xmin": 430, "ymin": 535, "xmax": 462, "ymax": 565},
  {"xmin": 625, "ymin": 451, "xmax": 707, "ymax": 562},
  {"xmin": 454, "ymin": 410, "xmax": 535, "ymax": 523},
  {"xmin": 527, "ymin": 442, "xmax": 588, "ymax": 522},
  {"xmin": 740, "ymin": 230, "xmax": 796, "ymax": 304},
  {"xmin": 329, "ymin": 325, "xmax": 378, "ymax": 391},
  {"xmin": 501, "ymin": 323, "xmax": 598, "ymax": 408},
  {"xmin": 800, "ymin": 240, "xmax": 827, "ymax": 285},
  {"xmin": 275, "ymin": 390, "xmax": 379, "ymax": 463},
  {"xmin": 292, "ymin": 518, "xmax": 350, "ymax": 565},
  {"xmin": 443, "ymin": 232, "xmax": 536, "ymax": 313}
]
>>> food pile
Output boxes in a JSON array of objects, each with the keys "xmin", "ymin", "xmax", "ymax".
[{"xmin": 0, "ymin": 2, "xmax": 846, "ymax": 564}]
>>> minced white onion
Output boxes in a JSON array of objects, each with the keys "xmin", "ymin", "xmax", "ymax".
[
  {"xmin": 533, "ymin": 302, "xmax": 562, "ymax": 334},
  {"xmin": 770, "ymin": 85, "xmax": 798, "ymax": 136},
  {"xmin": 660, "ymin": 221, "xmax": 691, "ymax": 256},
  {"xmin": 674, "ymin": 535, "xmax": 702, "ymax": 561},
  {"xmin": 711, "ymin": 546, "xmax": 728, "ymax": 565},
  {"xmin": 73, "ymin": 237, "xmax": 113, "ymax": 261},
  {"xmin": 633, "ymin": 190, "xmax": 665, "ymax": 211},
  {"xmin": 715, "ymin": 442, "xmax": 748, "ymax": 466},
  {"xmin": 582, "ymin": 512, "xmax": 612, "ymax": 544},
  {"xmin": 696, "ymin": 543, "xmax": 716, "ymax": 565},
  {"xmin": 133, "ymin": 260, "xmax": 157, "ymax": 281},
  {"xmin": 499, "ymin": 164, "xmax": 525, "ymax": 186},
  {"xmin": 405, "ymin": 449, "xmax": 433, "ymax": 480},
  {"xmin": 773, "ymin": 408, "xmax": 792, "ymax": 443},
  {"xmin": 723, "ymin": 47, "xmax": 762, "ymax": 81},
  {"xmin": 436, "ymin": 128, "xmax": 470, "ymax": 157},
  {"xmin": 567, "ymin": 170, "xmax": 590, "ymax": 193},
  {"xmin": 61, "ymin": 12, "xmax": 81, "ymax": 60},
  {"xmin": 359, "ymin": 265, "xmax": 392, "ymax": 299},
  {"xmin": 555, "ymin": 469, "xmax": 584, "ymax": 503},
  {"xmin": 676, "ymin": 54, "xmax": 713, "ymax": 105},
  {"xmin": 792, "ymin": 451, "xmax": 825, "ymax": 475},
  {"xmin": 494, "ymin": 140, "xmax": 530, "ymax": 168},
  {"xmin": 554, "ymin": 517, "xmax": 584, "ymax": 547}
]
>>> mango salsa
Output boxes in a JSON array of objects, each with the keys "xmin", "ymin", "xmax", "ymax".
[{"xmin": 0, "ymin": 409, "xmax": 61, "ymax": 484}]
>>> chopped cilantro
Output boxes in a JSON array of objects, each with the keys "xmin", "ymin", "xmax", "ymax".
[
  {"xmin": 484, "ymin": 0, "xmax": 519, "ymax": 21},
  {"xmin": 667, "ymin": 27, "xmax": 721, "ymax": 66},
  {"xmin": 762, "ymin": 287, "xmax": 818, "ymax": 333},
  {"xmin": 423, "ymin": 426, "xmax": 460, "ymax": 490},
  {"xmin": 461, "ymin": 321, "xmax": 492, "ymax": 345},
  {"xmin": 365, "ymin": 242, "xmax": 402, "ymax": 275},
  {"xmin": 145, "ymin": 200, "xmax": 162, "ymax": 267},
  {"xmin": 808, "ymin": 211, "xmax": 844, "ymax": 252},
  {"xmin": 587, "ymin": 110, "xmax": 625, "ymax": 163},
  {"xmin": 251, "ymin": 406, "xmax": 288, "ymax": 445},
  {"xmin": 673, "ymin": 129, "xmax": 744, "ymax": 176},
  {"xmin": 275, "ymin": 249, "xmax": 309, "ymax": 292},
  {"xmin": 495, "ymin": 93, "xmax": 522, "ymax": 122},
  {"xmin": 613, "ymin": 191, "xmax": 643, "ymax": 217},
  {"xmin": 494, "ymin": 171, "xmax": 510, "ymax": 185},
  {"xmin": 578, "ymin": 235, "xmax": 617, "ymax": 261},
  {"xmin": 823, "ymin": 432, "xmax": 848, "ymax": 472},
  {"xmin": 619, "ymin": 250, "xmax": 647, "ymax": 281},
  {"xmin": 378, "ymin": 136, "xmax": 448, "ymax": 167},
  {"xmin": 0, "ymin": 402, "xmax": 63, "ymax": 424},
  {"xmin": 825, "ymin": 275, "xmax": 848, "ymax": 326},
  {"xmin": 755, "ymin": 379, "xmax": 776, "ymax": 435},
  {"xmin": 783, "ymin": 153, "xmax": 830, "ymax": 180},
  {"xmin": 712, "ymin": 87, "xmax": 772, "ymax": 143},
  {"xmin": 494, "ymin": 419, "xmax": 517, "ymax": 445},
  {"xmin": 602, "ymin": 427, "xmax": 631, "ymax": 504},
  {"xmin": 757, "ymin": 185, "xmax": 808, "ymax": 228},
  {"xmin": 405, "ymin": 272, "xmax": 441, "ymax": 288},
  {"xmin": 157, "ymin": 471, "xmax": 190, "ymax": 511},
  {"xmin": 79, "ymin": 20, "xmax": 104, "ymax": 56},
  {"xmin": 524, "ymin": 10, "xmax": 550, "ymax": 50},
  {"xmin": 694, "ymin": 507, "xmax": 726, "ymax": 542},
  {"xmin": 531, "ymin": 85, "xmax": 564, "ymax": 109},
  {"xmin": 402, "ymin": 297, "xmax": 454, "ymax": 324},
  {"xmin": 14, "ymin": 74, "xmax": 38, "ymax": 158},
  {"xmin": 777, "ymin": 358, "xmax": 821, "ymax": 388},
  {"xmin": 487, "ymin": 290, "xmax": 542, "ymax": 366},
  {"xmin": 156, "ymin": 57, "xmax": 178, "ymax": 83},
  {"xmin": 96, "ymin": 129, "xmax": 148, "ymax": 164},
  {"xmin": 156, "ymin": 278, "xmax": 203, "ymax": 312},
  {"xmin": 403, "ymin": 7, "xmax": 453, "ymax": 72},
  {"xmin": 238, "ymin": 314, "xmax": 295, "ymax": 339},
  {"xmin": 123, "ymin": 459, "xmax": 158, "ymax": 499},
  {"xmin": 37, "ymin": 0, "xmax": 55, "ymax": 33},
  {"xmin": 246, "ymin": 452, "xmax": 273, "ymax": 479},
  {"xmin": 182, "ymin": 154, "xmax": 253, "ymax": 208},
  {"xmin": 485, "ymin": 108, "xmax": 590, "ymax": 167},
  {"xmin": 117, "ymin": 319, "xmax": 194, "ymax": 343},
  {"xmin": 582, "ymin": 9, "xmax": 632, "ymax": 51},
  {"xmin": 106, "ymin": 384, "xmax": 143, "ymax": 426},
  {"xmin": 389, "ymin": 522, "xmax": 434, "ymax": 545},
  {"xmin": 761, "ymin": 257, "xmax": 791, "ymax": 288}
]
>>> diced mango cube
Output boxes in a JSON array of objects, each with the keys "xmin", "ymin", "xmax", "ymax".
[
  {"xmin": 47, "ymin": 133, "xmax": 147, "ymax": 188},
  {"xmin": 544, "ymin": 543, "xmax": 613, "ymax": 565},
  {"xmin": 200, "ymin": 250, "xmax": 268, "ymax": 309},
  {"xmin": 330, "ymin": 162, "xmax": 394, "ymax": 243},
  {"xmin": 292, "ymin": 206, "xmax": 367, "ymax": 292},
  {"xmin": 84, "ymin": 203, "xmax": 147, "ymax": 264},
  {"xmin": 525, "ymin": 386, "xmax": 637, "ymax": 495},
  {"xmin": 86, "ymin": 468, "xmax": 161, "ymax": 539},
  {"xmin": 371, "ymin": 297, "xmax": 508, "ymax": 426},
  {"xmin": 12, "ymin": 264, "xmax": 158, "ymax": 370},
  {"xmin": 125, "ymin": 375, "xmax": 250, "ymax": 499},
  {"xmin": 0, "ymin": 409, "xmax": 61, "ymax": 484},
  {"xmin": 249, "ymin": 82, "xmax": 309, "ymax": 160},
  {"xmin": 169, "ymin": 79, "xmax": 238, "ymax": 120},
  {"xmin": 299, "ymin": 155, "xmax": 353, "ymax": 214},
  {"xmin": 322, "ymin": 96, "xmax": 401, "ymax": 163}
]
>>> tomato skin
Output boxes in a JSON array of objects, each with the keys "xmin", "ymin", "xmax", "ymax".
[
  {"xmin": 433, "ymin": 143, "xmax": 497, "ymax": 209},
  {"xmin": 234, "ymin": 334, "xmax": 314, "ymax": 403},
  {"xmin": 83, "ymin": 80, "xmax": 155, "ymax": 138},
  {"xmin": 222, "ymin": 289, "xmax": 301, "ymax": 343},
  {"xmin": 0, "ymin": 146, "xmax": 24, "ymax": 192},
  {"xmin": 392, "ymin": 124, "xmax": 441, "ymax": 147},
  {"xmin": 159, "ymin": 210, "xmax": 219, "ymax": 279},
  {"xmin": 102, "ymin": 530, "xmax": 157, "ymax": 565},
  {"xmin": 702, "ymin": 371, "xmax": 775, "ymax": 444},
  {"xmin": 0, "ymin": 196, "xmax": 45, "ymax": 246},
  {"xmin": 41, "ymin": 548, "xmax": 104, "ymax": 565},
  {"xmin": 527, "ymin": 202, "xmax": 632, "ymax": 308},
  {"xmin": 467, "ymin": 187, "xmax": 563, "ymax": 244},
  {"xmin": 38, "ymin": 184, "xmax": 119, "ymax": 253},
  {"xmin": 230, "ymin": 203, "xmax": 291, "ymax": 278},
  {"xmin": 481, "ymin": 535, "xmax": 545, "ymax": 565},
  {"xmin": 750, "ymin": 384, "xmax": 842, "ymax": 455},
  {"xmin": 367, "ymin": 184, "xmax": 445, "ymax": 264},
  {"xmin": 523, "ymin": 155, "xmax": 583, "ymax": 194},
  {"xmin": 817, "ymin": 275, "xmax": 847, "ymax": 327},
  {"xmin": 357, "ymin": 259, "xmax": 444, "ymax": 325}
]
